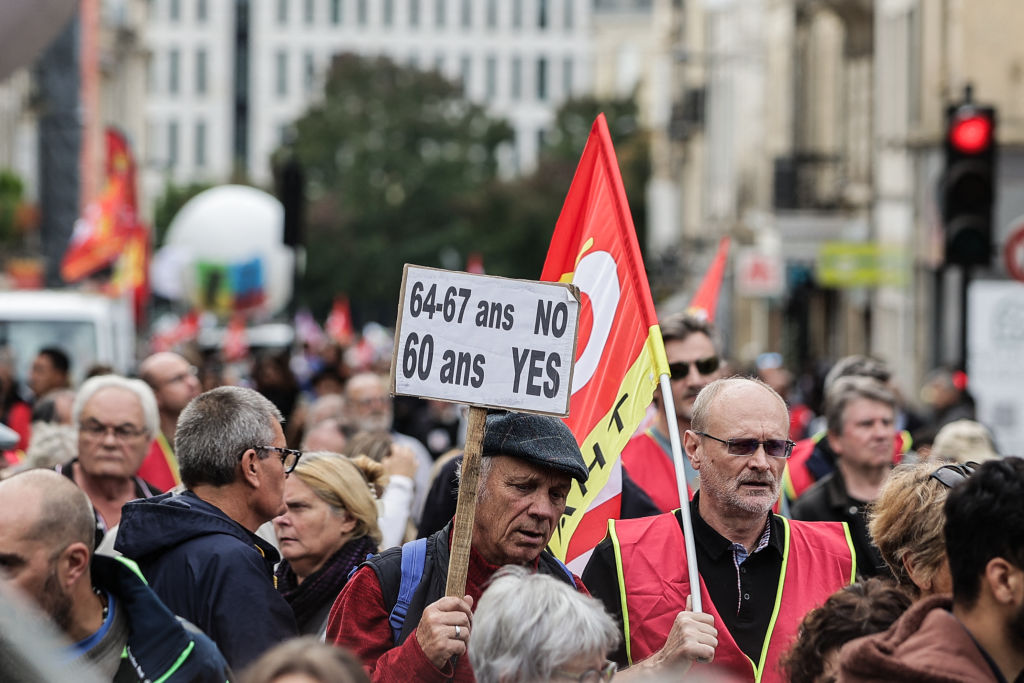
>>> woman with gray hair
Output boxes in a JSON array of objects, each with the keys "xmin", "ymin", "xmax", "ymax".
[{"xmin": 469, "ymin": 565, "xmax": 619, "ymax": 683}]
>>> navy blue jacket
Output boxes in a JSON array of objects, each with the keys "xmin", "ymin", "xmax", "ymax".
[
  {"xmin": 115, "ymin": 491, "xmax": 297, "ymax": 670},
  {"xmin": 91, "ymin": 555, "xmax": 230, "ymax": 682}
]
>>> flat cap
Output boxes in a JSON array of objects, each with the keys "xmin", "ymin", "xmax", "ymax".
[{"xmin": 483, "ymin": 411, "xmax": 588, "ymax": 484}]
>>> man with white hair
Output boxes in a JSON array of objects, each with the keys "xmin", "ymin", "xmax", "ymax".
[
  {"xmin": 56, "ymin": 375, "xmax": 161, "ymax": 543},
  {"xmin": 584, "ymin": 377, "xmax": 855, "ymax": 682}
]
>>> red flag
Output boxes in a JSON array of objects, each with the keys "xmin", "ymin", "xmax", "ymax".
[
  {"xmin": 325, "ymin": 296, "xmax": 355, "ymax": 345},
  {"xmin": 223, "ymin": 313, "xmax": 249, "ymax": 362},
  {"xmin": 151, "ymin": 309, "xmax": 200, "ymax": 353},
  {"xmin": 686, "ymin": 236, "xmax": 730, "ymax": 322},
  {"xmin": 62, "ymin": 129, "xmax": 140, "ymax": 282},
  {"xmin": 541, "ymin": 114, "xmax": 670, "ymax": 571},
  {"xmin": 465, "ymin": 252, "xmax": 485, "ymax": 274}
]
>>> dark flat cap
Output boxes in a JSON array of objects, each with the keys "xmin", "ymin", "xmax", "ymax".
[{"xmin": 483, "ymin": 411, "xmax": 588, "ymax": 483}]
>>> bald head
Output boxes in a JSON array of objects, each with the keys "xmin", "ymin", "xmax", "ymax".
[
  {"xmin": 690, "ymin": 376, "xmax": 789, "ymax": 433},
  {"xmin": 139, "ymin": 351, "xmax": 201, "ymax": 417},
  {"xmin": 0, "ymin": 470, "xmax": 95, "ymax": 555}
]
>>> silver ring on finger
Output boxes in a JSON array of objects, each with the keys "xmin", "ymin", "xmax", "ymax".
[{"xmin": 455, "ymin": 624, "xmax": 461, "ymax": 639}]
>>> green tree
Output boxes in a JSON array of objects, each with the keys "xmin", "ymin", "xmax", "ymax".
[
  {"xmin": 0, "ymin": 169, "xmax": 25, "ymax": 247},
  {"xmin": 467, "ymin": 95, "xmax": 649, "ymax": 282},
  {"xmin": 291, "ymin": 53, "xmax": 513, "ymax": 321}
]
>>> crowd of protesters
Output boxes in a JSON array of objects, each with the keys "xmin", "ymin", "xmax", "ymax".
[{"xmin": 0, "ymin": 314, "xmax": 1021, "ymax": 683}]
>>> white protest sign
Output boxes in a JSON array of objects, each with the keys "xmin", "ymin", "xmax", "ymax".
[{"xmin": 391, "ymin": 265, "xmax": 580, "ymax": 416}]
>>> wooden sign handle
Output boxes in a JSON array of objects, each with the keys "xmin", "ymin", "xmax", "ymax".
[{"xmin": 445, "ymin": 406, "xmax": 487, "ymax": 597}]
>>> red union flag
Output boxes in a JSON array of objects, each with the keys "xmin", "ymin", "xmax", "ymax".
[{"xmin": 541, "ymin": 114, "xmax": 669, "ymax": 570}]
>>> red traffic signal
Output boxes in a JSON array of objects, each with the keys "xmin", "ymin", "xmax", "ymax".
[{"xmin": 948, "ymin": 113, "xmax": 993, "ymax": 155}]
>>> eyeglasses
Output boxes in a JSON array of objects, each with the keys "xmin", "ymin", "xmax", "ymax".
[
  {"xmin": 254, "ymin": 446, "xmax": 303, "ymax": 474},
  {"xmin": 929, "ymin": 461, "xmax": 978, "ymax": 488},
  {"xmin": 80, "ymin": 419, "xmax": 148, "ymax": 441},
  {"xmin": 552, "ymin": 660, "xmax": 617, "ymax": 682},
  {"xmin": 668, "ymin": 356, "xmax": 720, "ymax": 380},
  {"xmin": 694, "ymin": 431, "xmax": 795, "ymax": 459}
]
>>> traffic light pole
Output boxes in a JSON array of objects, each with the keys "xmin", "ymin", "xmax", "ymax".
[{"xmin": 959, "ymin": 265, "xmax": 971, "ymax": 371}]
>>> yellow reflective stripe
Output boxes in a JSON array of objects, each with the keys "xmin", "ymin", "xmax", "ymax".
[
  {"xmin": 156, "ymin": 432, "xmax": 182, "ymax": 485},
  {"xmin": 608, "ymin": 519, "xmax": 634, "ymax": 667},
  {"xmin": 748, "ymin": 516, "xmax": 792, "ymax": 683},
  {"xmin": 781, "ymin": 464, "xmax": 797, "ymax": 502},
  {"xmin": 841, "ymin": 521, "xmax": 857, "ymax": 584},
  {"xmin": 153, "ymin": 640, "xmax": 195, "ymax": 683},
  {"xmin": 115, "ymin": 556, "xmax": 149, "ymax": 584}
]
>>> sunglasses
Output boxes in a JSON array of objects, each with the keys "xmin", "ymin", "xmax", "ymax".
[
  {"xmin": 694, "ymin": 431, "xmax": 795, "ymax": 459},
  {"xmin": 929, "ymin": 461, "xmax": 978, "ymax": 488},
  {"xmin": 551, "ymin": 660, "xmax": 617, "ymax": 682},
  {"xmin": 669, "ymin": 356, "xmax": 720, "ymax": 380}
]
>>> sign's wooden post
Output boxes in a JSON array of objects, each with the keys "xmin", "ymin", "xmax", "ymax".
[{"xmin": 444, "ymin": 405, "xmax": 486, "ymax": 597}]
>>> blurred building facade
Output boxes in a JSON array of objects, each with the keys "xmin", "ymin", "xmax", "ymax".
[
  {"xmin": 144, "ymin": 0, "xmax": 594, "ymax": 198},
  {"xmin": 662, "ymin": 0, "xmax": 1024, "ymax": 395}
]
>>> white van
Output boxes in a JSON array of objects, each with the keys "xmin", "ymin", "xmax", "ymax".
[{"xmin": 0, "ymin": 290, "xmax": 135, "ymax": 386}]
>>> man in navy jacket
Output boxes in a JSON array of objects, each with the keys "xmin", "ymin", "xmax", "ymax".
[{"xmin": 117, "ymin": 386, "xmax": 299, "ymax": 669}]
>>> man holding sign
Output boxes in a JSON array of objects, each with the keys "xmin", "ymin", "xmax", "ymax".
[
  {"xmin": 326, "ymin": 410, "xmax": 588, "ymax": 681},
  {"xmin": 584, "ymin": 377, "xmax": 856, "ymax": 682}
]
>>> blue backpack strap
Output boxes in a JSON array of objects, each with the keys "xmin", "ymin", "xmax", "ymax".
[
  {"xmin": 551, "ymin": 555, "xmax": 574, "ymax": 585},
  {"xmin": 389, "ymin": 538, "xmax": 427, "ymax": 644}
]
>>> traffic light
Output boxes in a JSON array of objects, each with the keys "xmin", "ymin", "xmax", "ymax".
[{"xmin": 941, "ymin": 103, "xmax": 996, "ymax": 266}]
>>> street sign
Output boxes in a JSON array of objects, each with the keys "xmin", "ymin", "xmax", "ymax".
[
  {"xmin": 1003, "ymin": 218, "xmax": 1024, "ymax": 282},
  {"xmin": 735, "ymin": 248, "xmax": 784, "ymax": 298},
  {"xmin": 816, "ymin": 243, "xmax": 909, "ymax": 288},
  {"xmin": 391, "ymin": 264, "xmax": 581, "ymax": 416}
]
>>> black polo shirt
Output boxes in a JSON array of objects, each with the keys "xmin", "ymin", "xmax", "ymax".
[{"xmin": 582, "ymin": 493, "xmax": 785, "ymax": 665}]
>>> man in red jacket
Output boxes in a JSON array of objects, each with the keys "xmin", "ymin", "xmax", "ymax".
[{"xmin": 584, "ymin": 377, "xmax": 855, "ymax": 683}]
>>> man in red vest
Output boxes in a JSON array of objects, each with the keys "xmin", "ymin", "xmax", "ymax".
[
  {"xmin": 137, "ymin": 352, "xmax": 201, "ymax": 490},
  {"xmin": 584, "ymin": 377, "xmax": 855, "ymax": 683},
  {"xmin": 619, "ymin": 313, "xmax": 723, "ymax": 511}
]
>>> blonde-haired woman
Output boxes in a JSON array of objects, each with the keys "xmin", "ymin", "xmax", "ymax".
[{"xmin": 273, "ymin": 452, "xmax": 387, "ymax": 635}]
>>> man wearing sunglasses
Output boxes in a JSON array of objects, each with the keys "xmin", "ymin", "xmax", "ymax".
[
  {"xmin": 584, "ymin": 377, "xmax": 855, "ymax": 682},
  {"xmin": 116, "ymin": 386, "xmax": 299, "ymax": 670},
  {"xmin": 839, "ymin": 457, "xmax": 1024, "ymax": 683},
  {"xmin": 619, "ymin": 313, "xmax": 723, "ymax": 512}
]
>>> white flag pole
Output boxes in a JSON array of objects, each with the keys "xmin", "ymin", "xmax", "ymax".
[{"xmin": 659, "ymin": 373, "xmax": 703, "ymax": 613}]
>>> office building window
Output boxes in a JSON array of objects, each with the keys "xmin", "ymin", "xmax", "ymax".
[
  {"xmin": 486, "ymin": 0, "xmax": 497, "ymax": 28},
  {"xmin": 168, "ymin": 48, "xmax": 180, "ymax": 94},
  {"xmin": 538, "ymin": 0, "xmax": 548, "ymax": 29},
  {"xmin": 562, "ymin": 57, "xmax": 573, "ymax": 97},
  {"xmin": 277, "ymin": 0, "xmax": 287, "ymax": 24},
  {"xmin": 409, "ymin": 0, "xmax": 420, "ymax": 27},
  {"xmin": 435, "ymin": 0, "xmax": 446, "ymax": 27},
  {"xmin": 305, "ymin": 0, "xmax": 315, "ymax": 24},
  {"xmin": 485, "ymin": 55, "xmax": 497, "ymax": 98},
  {"xmin": 170, "ymin": 0, "xmax": 180, "ymax": 21},
  {"xmin": 536, "ymin": 57, "xmax": 547, "ymax": 100},
  {"xmin": 460, "ymin": 0, "xmax": 471, "ymax": 27},
  {"xmin": 167, "ymin": 120, "xmax": 179, "ymax": 167},
  {"xmin": 537, "ymin": 127, "xmax": 547, "ymax": 153},
  {"xmin": 194, "ymin": 120, "xmax": 206, "ymax": 167},
  {"xmin": 512, "ymin": 0, "xmax": 522, "ymax": 29},
  {"xmin": 331, "ymin": 0, "xmax": 343, "ymax": 24},
  {"xmin": 383, "ymin": 0, "xmax": 394, "ymax": 26},
  {"xmin": 195, "ymin": 48, "xmax": 207, "ymax": 95},
  {"xmin": 510, "ymin": 56, "xmax": 522, "ymax": 100},
  {"xmin": 564, "ymin": 0, "xmax": 573, "ymax": 29},
  {"xmin": 434, "ymin": 53, "xmax": 445, "ymax": 73},
  {"xmin": 196, "ymin": 0, "xmax": 207, "ymax": 22},
  {"xmin": 357, "ymin": 0, "xmax": 368, "ymax": 25},
  {"xmin": 304, "ymin": 52, "xmax": 315, "ymax": 94},
  {"xmin": 276, "ymin": 50, "xmax": 288, "ymax": 96}
]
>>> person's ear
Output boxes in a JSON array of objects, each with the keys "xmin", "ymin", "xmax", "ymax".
[
  {"xmin": 339, "ymin": 512, "xmax": 357, "ymax": 535},
  {"xmin": 826, "ymin": 431, "xmax": 843, "ymax": 455},
  {"xmin": 683, "ymin": 429, "xmax": 702, "ymax": 470},
  {"xmin": 240, "ymin": 448, "xmax": 261, "ymax": 488},
  {"xmin": 985, "ymin": 557, "xmax": 1023, "ymax": 607},
  {"xmin": 57, "ymin": 542, "xmax": 92, "ymax": 590},
  {"xmin": 902, "ymin": 554, "xmax": 931, "ymax": 594}
]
